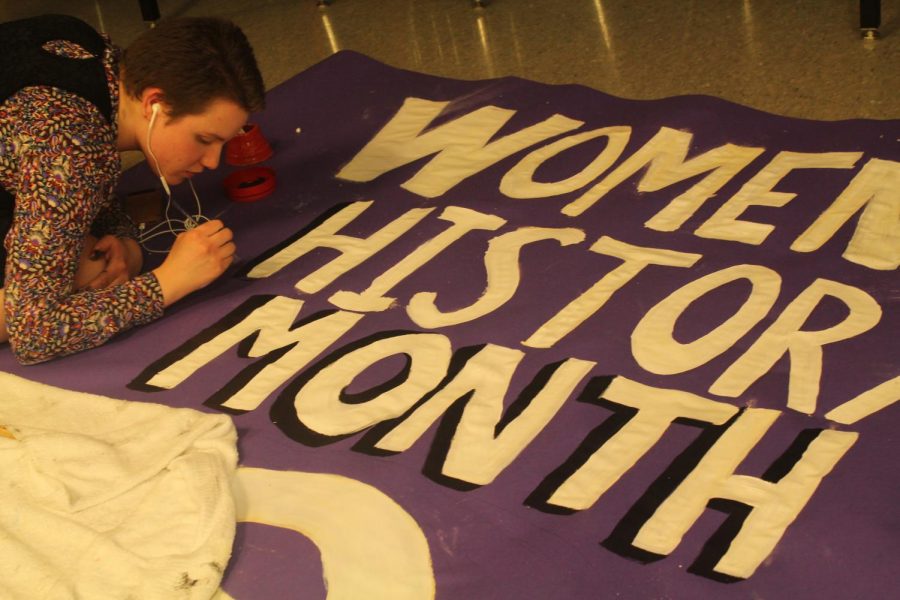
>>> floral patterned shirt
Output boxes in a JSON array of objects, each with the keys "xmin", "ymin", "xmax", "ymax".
[{"xmin": 0, "ymin": 38, "xmax": 164, "ymax": 364}]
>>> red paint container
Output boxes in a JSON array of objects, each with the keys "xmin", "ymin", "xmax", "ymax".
[{"xmin": 224, "ymin": 123, "xmax": 273, "ymax": 166}]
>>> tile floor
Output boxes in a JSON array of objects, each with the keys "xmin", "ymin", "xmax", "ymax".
[{"xmin": 2, "ymin": 0, "xmax": 897, "ymax": 122}]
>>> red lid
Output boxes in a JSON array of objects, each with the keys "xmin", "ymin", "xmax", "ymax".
[{"xmin": 223, "ymin": 167, "xmax": 276, "ymax": 202}]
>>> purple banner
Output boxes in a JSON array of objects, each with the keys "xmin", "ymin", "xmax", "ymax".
[{"xmin": 2, "ymin": 51, "xmax": 897, "ymax": 599}]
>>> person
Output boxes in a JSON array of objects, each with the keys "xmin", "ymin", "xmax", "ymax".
[{"xmin": 0, "ymin": 14, "xmax": 265, "ymax": 364}]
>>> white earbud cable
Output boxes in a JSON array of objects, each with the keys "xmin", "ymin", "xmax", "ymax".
[{"xmin": 140, "ymin": 103, "xmax": 211, "ymax": 253}]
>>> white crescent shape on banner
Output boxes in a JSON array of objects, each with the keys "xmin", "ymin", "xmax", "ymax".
[{"xmin": 215, "ymin": 467, "xmax": 435, "ymax": 600}]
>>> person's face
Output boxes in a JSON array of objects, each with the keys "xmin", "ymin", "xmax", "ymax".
[{"xmin": 145, "ymin": 98, "xmax": 249, "ymax": 185}]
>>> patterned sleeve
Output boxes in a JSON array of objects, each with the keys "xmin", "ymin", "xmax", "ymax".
[
  {"xmin": 91, "ymin": 193, "xmax": 140, "ymax": 240},
  {"xmin": 3, "ymin": 90, "xmax": 164, "ymax": 364}
]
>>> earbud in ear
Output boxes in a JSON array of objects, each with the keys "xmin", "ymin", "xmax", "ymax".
[{"xmin": 151, "ymin": 102, "xmax": 160, "ymax": 117}]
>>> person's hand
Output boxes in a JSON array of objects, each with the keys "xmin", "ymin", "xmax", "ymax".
[
  {"xmin": 152, "ymin": 219, "xmax": 236, "ymax": 307},
  {"xmin": 85, "ymin": 235, "xmax": 142, "ymax": 289}
]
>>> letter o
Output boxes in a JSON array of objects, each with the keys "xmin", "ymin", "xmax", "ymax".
[
  {"xmin": 295, "ymin": 333, "xmax": 453, "ymax": 435},
  {"xmin": 631, "ymin": 264, "xmax": 781, "ymax": 374},
  {"xmin": 500, "ymin": 126, "xmax": 632, "ymax": 198}
]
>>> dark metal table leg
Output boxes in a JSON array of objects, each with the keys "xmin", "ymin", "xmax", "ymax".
[
  {"xmin": 860, "ymin": 0, "xmax": 881, "ymax": 39},
  {"xmin": 138, "ymin": 0, "xmax": 160, "ymax": 25}
]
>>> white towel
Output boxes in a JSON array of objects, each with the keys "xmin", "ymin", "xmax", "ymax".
[{"xmin": 0, "ymin": 372, "xmax": 238, "ymax": 600}]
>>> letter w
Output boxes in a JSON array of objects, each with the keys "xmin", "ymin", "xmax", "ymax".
[{"xmin": 336, "ymin": 97, "xmax": 584, "ymax": 198}]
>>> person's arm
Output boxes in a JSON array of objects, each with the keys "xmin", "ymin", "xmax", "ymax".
[
  {"xmin": 89, "ymin": 196, "xmax": 145, "ymax": 284},
  {"xmin": 83, "ymin": 234, "xmax": 144, "ymax": 289},
  {"xmin": 3, "ymin": 92, "xmax": 164, "ymax": 364},
  {"xmin": 151, "ymin": 219, "xmax": 236, "ymax": 307}
]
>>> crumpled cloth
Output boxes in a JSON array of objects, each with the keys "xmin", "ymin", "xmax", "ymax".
[{"xmin": 0, "ymin": 372, "xmax": 238, "ymax": 599}]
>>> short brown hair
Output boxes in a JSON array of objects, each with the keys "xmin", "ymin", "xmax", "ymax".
[{"xmin": 122, "ymin": 17, "xmax": 265, "ymax": 118}]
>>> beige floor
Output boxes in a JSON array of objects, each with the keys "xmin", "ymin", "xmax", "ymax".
[{"xmin": 1, "ymin": 0, "xmax": 897, "ymax": 122}]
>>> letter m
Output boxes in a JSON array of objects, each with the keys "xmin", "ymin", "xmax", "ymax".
[{"xmin": 130, "ymin": 295, "xmax": 363, "ymax": 412}]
